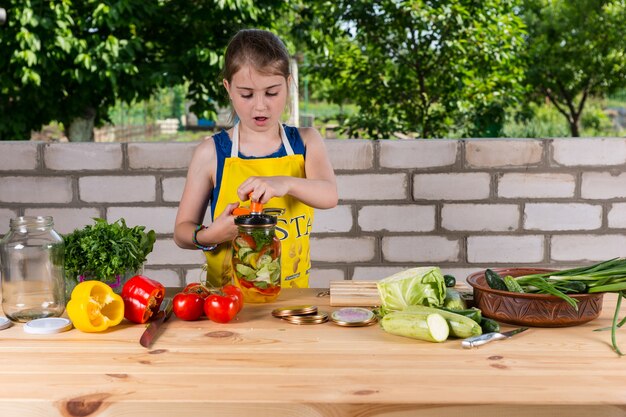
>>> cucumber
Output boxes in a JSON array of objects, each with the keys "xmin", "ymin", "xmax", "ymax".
[
  {"xmin": 438, "ymin": 307, "xmax": 482, "ymax": 324},
  {"xmin": 443, "ymin": 287, "xmax": 467, "ymax": 310},
  {"xmin": 485, "ymin": 269, "xmax": 508, "ymax": 291},
  {"xmin": 480, "ymin": 317, "xmax": 500, "ymax": 333},
  {"xmin": 381, "ymin": 311, "xmax": 449, "ymax": 343},
  {"xmin": 404, "ymin": 305, "xmax": 482, "ymax": 338},
  {"xmin": 443, "ymin": 274, "xmax": 457, "ymax": 287},
  {"xmin": 503, "ymin": 275, "xmax": 524, "ymax": 293}
]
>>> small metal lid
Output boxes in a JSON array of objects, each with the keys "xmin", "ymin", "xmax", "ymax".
[
  {"xmin": 0, "ymin": 317, "xmax": 12, "ymax": 331},
  {"xmin": 272, "ymin": 305, "xmax": 318, "ymax": 318},
  {"xmin": 23, "ymin": 317, "xmax": 72, "ymax": 334},
  {"xmin": 282, "ymin": 312, "xmax": 329, "ymax": 325},
  {"xmin": 235, "ymin": 214, "xmax": 277, "ymax": 227},
  {"xmin": 330, "ymin": 308, "xmax": 378, "ymax": 327}
]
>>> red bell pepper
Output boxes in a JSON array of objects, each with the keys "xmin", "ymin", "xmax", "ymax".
[{"xmin": 122, "ymin": 275, "xmax": 165, "ymax": 324}]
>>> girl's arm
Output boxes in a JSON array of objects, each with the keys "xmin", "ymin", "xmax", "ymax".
[
  {"xmin": 174, "ymin": 138, "xmax": 239, "ymax": 249},
  {"xmin": 237, "ymin": 128, "xmax": 338, "ymax": 209}
]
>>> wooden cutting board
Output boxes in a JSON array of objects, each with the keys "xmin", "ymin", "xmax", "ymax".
[{"xmin": 329, "ymin": 280, "xmax": 380, "ymax": 306}]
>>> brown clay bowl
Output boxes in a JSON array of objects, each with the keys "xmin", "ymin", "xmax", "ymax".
[{"xmin": 466, "ymin": 268, "xmax": 604, "ymax": 327}]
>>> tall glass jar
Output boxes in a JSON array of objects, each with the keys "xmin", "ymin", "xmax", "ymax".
[
  {"xmin": 0, "ymin": 216, "xmax": 66, "ymax": 322},
  {"xmin": 231, "ymin": 214, "xmax": 281, "ymax": 303}
]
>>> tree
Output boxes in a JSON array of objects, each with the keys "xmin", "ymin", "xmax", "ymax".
[
  {"xmin": 522, "ymin": 0, "xmax": 626, "ymax": 137},
  {"xmin": 0, "ymin": 0, "xmax": 283, "ymax": 141},
  {"xmin": 292, "ymin": 0, "xmax": 527, "ymax": 139}
]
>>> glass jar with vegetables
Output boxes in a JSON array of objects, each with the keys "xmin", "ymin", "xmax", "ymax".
[
  {"xmin": 0, "ymin": 216, "xmax": 66, "ymax": 322},
  {"xmin": 232, "ymin": 213, "xmax": 281, "ymax": 303}
]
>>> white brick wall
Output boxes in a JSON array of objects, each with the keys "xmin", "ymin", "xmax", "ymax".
[
  {"xmin": 441, "ymin": 204, "xmax": 519, "ymax": 231},
  {"xmin": 3, "ymin": 138, "xmax": 626, "ymax": 287},
  {"xmin": 552, "ymin": 138, "xmax": 626, "ymax": 166},
  {"xmin": 44, "ymin": 143, "xmax": 122, "ymax": 171},
  {"xmin": 0, "ymin": 176, "xmax": 73, "ymax": 203},
  {"xmin": 466, "ymin": 139, "xmax": 543, "ymax": 167},
  {"xmin": 498, "ymin": 173, "xmax": 576, "ymax": 198},
  {"xmin": 581, "ymin": 172, "xmax": 626, "ymax": 199},
  {"xmin": 358, "ymin": 205, "xmax": 435, "ymax": 232},
  {"xmin": 414, "ymin": 173, "xmax": 490, "ymax": 200},
  {"xmin": 524, "ymin": 203, "xmax": 602, "ymax": 231},
  {"xmin": 467, "ymin": 235, "xmax": 544, "ymax": 263},
  {"xmin": 337, "ymin": 174, "xmax": 407, "ymax": 200},
  {"xmin": 382, "ymin": 236, "xmax": 460, "ymax": 262},
  {"xmin": 379, "ymin": 140, "xmax": 457, "ymax": 168},
  {"xmin": 79, "ymin": 176, "xmax": 156, "ymax": 202},
  {"xmin": 24, "ymin": 207, "xmax": 101, "ymax": 234},
  {"xmin": 0, "ymin": 143, "xmax": 38, "ymax": 171}
]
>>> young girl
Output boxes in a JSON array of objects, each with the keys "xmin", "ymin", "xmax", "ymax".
[{"xmin": 174, "ymin": 29, "xmax": 338, "ymax": 292}]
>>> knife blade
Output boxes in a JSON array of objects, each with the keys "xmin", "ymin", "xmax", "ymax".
[
  {"xmin": 139, "ymin": 298, "xmax": 173, "ymax": 348},
  {"xmin": 461, "ymin": 327, "xmax": 528, "ymax": 349}
]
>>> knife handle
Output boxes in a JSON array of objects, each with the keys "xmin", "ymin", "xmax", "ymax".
[{"xmin": 461, "ymin": 332, "xmax": 506, "ymax": 349}]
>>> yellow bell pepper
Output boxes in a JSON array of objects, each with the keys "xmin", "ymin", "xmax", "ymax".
[{"xmin": 67, "ymin": 281, "xmax": 125, "ymax": 332}]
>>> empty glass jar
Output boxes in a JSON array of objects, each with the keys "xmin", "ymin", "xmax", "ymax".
[{"xmin": 0, "ymin": 216, "xmax": 66, "ymax": 322}]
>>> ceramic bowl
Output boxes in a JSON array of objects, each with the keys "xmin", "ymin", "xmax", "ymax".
[{"xmin": 466, "ymin": 268, "xmax": 604, "ymax": 327}]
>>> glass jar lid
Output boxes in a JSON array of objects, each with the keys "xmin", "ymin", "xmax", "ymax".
[{"xmin": 234, "ymin": 214, "xmax": 277, "ymax": 227}]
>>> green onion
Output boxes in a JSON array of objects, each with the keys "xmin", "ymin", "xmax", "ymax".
[{"xmin": 510, "ymin": 258, "xmax": 626, "ymax": 356}]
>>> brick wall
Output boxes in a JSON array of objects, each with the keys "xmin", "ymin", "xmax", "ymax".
[{"xmin": 1, "ymin": 138, "xmax": 626, "ymax": 288}]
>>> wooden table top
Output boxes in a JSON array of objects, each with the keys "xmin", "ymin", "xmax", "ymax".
[{"xmin": 0, "ymin": 288, "xmax": 625, "ymax": 417}]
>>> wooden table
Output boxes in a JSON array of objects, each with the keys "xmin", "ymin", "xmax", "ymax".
[{"xmin": 0, "ymin": 289, "xmax": 625, "ymax": 417}]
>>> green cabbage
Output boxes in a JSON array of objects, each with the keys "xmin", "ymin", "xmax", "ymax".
[{"xmin": 376, "ymin": 267, "xmax": 447, "ymax": 312}]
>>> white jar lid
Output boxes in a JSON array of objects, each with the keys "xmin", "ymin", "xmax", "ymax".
[
  {"xmin": 0, "ymin": 317, "xmax": 12, "ymax": 330},
  {"xmin": 23, "ymin": 317, "xmax": 72, "ymax": 334}
]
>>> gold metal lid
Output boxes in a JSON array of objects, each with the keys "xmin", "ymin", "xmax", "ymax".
[
  {"xmin": 271, "ymin": 305, "xmax": 318, "ymax": 318},
  {"xmin": 282, "ymin": 312, "xmax": 329, "ymax": 325},
  {"xmin": 330, "ymin": 307, "xmax": 378, "ymax": 327}
]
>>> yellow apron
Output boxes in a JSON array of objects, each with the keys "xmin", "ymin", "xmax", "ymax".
[{"xmin": 204, "ymin": 123, "xmax": 314, "ymax": 292}]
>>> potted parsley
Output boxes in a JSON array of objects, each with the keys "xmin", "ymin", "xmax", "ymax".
[{"xmin": 63, "ymin": 218, "xmax": 156, "ymax": 294}]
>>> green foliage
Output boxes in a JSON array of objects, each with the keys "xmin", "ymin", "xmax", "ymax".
[
  {"xmin": 0, "ymin": 0, "xmax": 283, "ymax": 141},
  {"xmin": 63, "ymin": 218, "xmax": 156, "ymax": 284},
  {"xmin": 522, "ymin": 0, "xmax": 626, "ymax": 137},
  {"xmin": 293, "ymin": 0, "xmax": 527, "ymax": 139}
]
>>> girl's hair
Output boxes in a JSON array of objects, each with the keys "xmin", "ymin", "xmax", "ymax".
[{"xmin": 223, "ymin": 29, "xmax": 291, "ymax": 83}]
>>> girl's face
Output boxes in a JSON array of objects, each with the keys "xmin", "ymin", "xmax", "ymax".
[{"xmin": 224, "ymin": 65, "xmax": 289, "ymax": 131}]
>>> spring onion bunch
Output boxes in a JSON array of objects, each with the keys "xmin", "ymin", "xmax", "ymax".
[{"xmin": 512, "ymin": 258, "xmax": 626, "ymax": 356}]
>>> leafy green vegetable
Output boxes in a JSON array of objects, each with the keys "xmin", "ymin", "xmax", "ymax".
[
  {"xmin": 376, "ymin": 267, "xmax": 447, "ymax": 313},
  {"xmin": 63, "ymin": 218, "xmax": 156, "ymax": 284},
  {"xmin": 250, "ymin": 228, "xmax": 272, "ymax": 251}
]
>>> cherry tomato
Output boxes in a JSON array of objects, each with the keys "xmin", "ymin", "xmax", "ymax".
[
  {"xmin": 204, "ymin": 293, "xmax": 239, "ymax": 323},
  {"xmin": 173, "ymin": 292, "xmax": 204, "ymax": 321},
  {"xmin": 222, "ymin": 284, "xmax": 244, "ymax": 313},
  {"xmin": 183, "ymin": 282, "xmax": 211, "ymax": 299}
]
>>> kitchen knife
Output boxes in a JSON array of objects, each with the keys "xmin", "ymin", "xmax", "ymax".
[
  {"xmin": 461, "ymin": 327, "xmax": 528, "ymax": 349},
  {"xmin": 139, "ymin": 297, "xmax": 173, "ymax": 348}
]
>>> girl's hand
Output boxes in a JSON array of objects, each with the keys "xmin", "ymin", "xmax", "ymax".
[
  {"xmin": 201, "ymin": 202, "xmax": 240, "ymax": 245},
  {"xmin": 237, "ymin": 176, "xmax": 290, "ymax": 204}
]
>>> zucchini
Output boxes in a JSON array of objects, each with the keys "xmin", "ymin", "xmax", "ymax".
[
  {"xmin": 503, "ymin": 276, "xmax": 524, "ymax": 293},
  {"xmin": 443, "ymin": 287, "xmax": 467, "ymax": 310},
  {"xmin": 485, "ymin": 269, "xmax": 508, "ymax": 291},
  {"xmin": 480, "ymin": 317, "xmax": 500, "ymax": 333},
  {"xmin": 443, "ymin": 274, "xmax": 457, "ymax": 287},
  {"xmin": 404, "ymin": 305, "xmax": 482, "ymax": 338},
  {"xmin": 381, "ymin": 311, "xmax": 449, "ymax": 343}
]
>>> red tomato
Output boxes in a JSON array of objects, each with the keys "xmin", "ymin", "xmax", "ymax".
[
  {"xmin": 222, "ymin": 284, "xmax": 244, "ymax": 313},
  {"xmin": 173, "ymin": 292, "xmax": 204, "ymax": 321},
  {"xmin": 183, "ymin": 282, "xmax": 211, "ymax": 299},
  {"xmin": 204, "ymin": 293, "xmax": 239, "ymax": 323}
]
